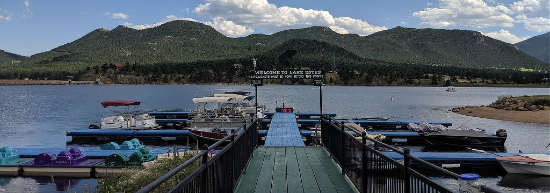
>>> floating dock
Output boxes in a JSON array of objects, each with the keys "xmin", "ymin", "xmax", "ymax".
[
  {"xmin": 263, "ymin": 112, "xmax": 337, "ymax": 119},
  {"xmin": 13, "ymin": 148, "xmax": 173, "ymax": 159},
  {"xmin": 261, "ymin": 119, "xmax": 452, "ymax": 128},
  {"xmin": 264, "ymin": 113, "xmax": 305, "ymax": 146},
  {"xmin": 66, "ymin": 129, "xmax": 193, "ymax": 144},
  {"xmin": 380, "ymin": 152, "xmax": 550, "ymax": 171}
]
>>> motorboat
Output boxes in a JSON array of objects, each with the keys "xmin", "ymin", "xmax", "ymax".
[
  {"xmin": 89, "ymin": 100, "xmax": 158, "ymax": 130},
  {"xmin": 409, "ymin": 123, "xmax": 507, "ymax": 150},
  {"xmin": 497, "ymin": 154, "xmax": 550, "ymax": 176},
  {"xmin": 445, "ymin": 86, "xmax": 456, "ymax": 92},
  {"xmin": 423, "ymin": 129, "xmax": 507, "ymax": 150},
  {"xmin": 189, "ymin": 90, "xmax": 261, "ymax": 141}
]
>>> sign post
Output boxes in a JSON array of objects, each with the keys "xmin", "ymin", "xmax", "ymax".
[{"xmin": 249, "ymin": 65, "xmax": 325, "ymax": 118}]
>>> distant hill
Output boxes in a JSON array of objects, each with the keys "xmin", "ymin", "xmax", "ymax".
[
  {"xmin": 256, "ymin": 39, "xmax": 364, "ymax": 70},
  {"xmin": 0, "ymin": 49, "xmax": 26, "ymax": 65},
  {"xmin": 6, "ymin": 20, "xmax": 549, "ymax": 71},
  {"xmin": 515, "ymin": 32, "xmax": 550, "ymax": 63}
]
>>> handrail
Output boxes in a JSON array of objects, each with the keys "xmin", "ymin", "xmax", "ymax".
[
  {"xmin": 323, "ymin": 116, "xmax": 502, "ymax": 193},
  {"xmin": 135, "ymin": 125, "xmax": 244, "ymax": 193}
]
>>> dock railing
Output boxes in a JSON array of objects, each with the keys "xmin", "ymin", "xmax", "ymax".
[
  {"xmin": 321, "ymin": 117, "xmax": 500, "ymax": 193},
  {"xmin": 136, "ymin": 119, "xmax": 258, "ymax": 193}
]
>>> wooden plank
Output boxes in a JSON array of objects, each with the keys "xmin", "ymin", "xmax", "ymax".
[
  {"xmin": 286, "ymin": 147, "xmax": 304, "ymax": 193},
  {"xmin": 254, "ymin": 147, "xmax": 276, "ymax": 193},
  {"xmin": 302, "ymin": 147, "xmax": 339, "ymax": 193},
  {"xmin": 235, "ymin": 148, "xmax": 268, "ymax": 193},
  {"xmin": 271, "ymin": 148, "xmax": 287, "ymax": 193},
  {"xmin": 307, "ymin": 147, "xmax": 356, "ymax": 193},
  {"xmin": 295, "ymin": 147, "xmax": 321, "ymax": 193}
]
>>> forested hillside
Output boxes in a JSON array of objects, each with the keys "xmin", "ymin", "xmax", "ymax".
[
  {"xmin": 0, "ymin": 20, "xmax": 548, "ymax": 85},
  {"xmin": 515, "ymin": 32, "xmax": 550, "ymax": 63},
  {"xmin": 0, "ymin": 50, "xmax": 26, "ymax": 65}
]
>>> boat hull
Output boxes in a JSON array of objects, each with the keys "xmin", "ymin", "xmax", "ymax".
[
  {"xmin": 497, "ymin": 160, "xmax": 550, "ymax": 176},
  {"xmin": 190, "ymin": 130, "xmax": 227, "ymax": 141}
]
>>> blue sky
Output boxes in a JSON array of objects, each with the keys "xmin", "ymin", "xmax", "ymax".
[{"xmin": 0, "ymin": 0, "xmax": 548, "ymax": 56}]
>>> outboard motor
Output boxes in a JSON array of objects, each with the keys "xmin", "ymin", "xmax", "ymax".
[{"xmin": 496, "ymin": 129, "xmax": 507, "ymax": 138}]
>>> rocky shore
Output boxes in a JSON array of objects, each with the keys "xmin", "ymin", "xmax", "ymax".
[{"xmin": 451, "ymin": 95, "xmax": 550, "ymax": 124}]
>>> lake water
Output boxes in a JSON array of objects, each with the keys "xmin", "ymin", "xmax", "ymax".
[{"xmin": 0, "ymin": 85, "xmax": 549, "ymax": 192}]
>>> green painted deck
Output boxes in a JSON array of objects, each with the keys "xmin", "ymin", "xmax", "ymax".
[{"xmin": 235, "ymin": 146, "xmax": 357, "ymax": 193}]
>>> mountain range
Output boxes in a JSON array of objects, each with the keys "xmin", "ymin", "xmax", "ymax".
[
  {"xmin": 515, "ymin": 32, "xmax": 550, "ymax": 64},
  {"xmin": 0, "ymin": 20, "xmax": 548, "ymax": 71}
]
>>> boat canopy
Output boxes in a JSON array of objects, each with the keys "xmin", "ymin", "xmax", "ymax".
[
  {"xmin": 192, "ymin": 96, "xmax": 234, "ymax": 103},
  {"xmin": 101, "ymin": 100, "xmax": 141, "ymax": 108}
]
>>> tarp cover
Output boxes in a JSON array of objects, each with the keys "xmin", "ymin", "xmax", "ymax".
[{"xmin": 101, "ymin": 100, "xmax": 141, "ymax": 108}]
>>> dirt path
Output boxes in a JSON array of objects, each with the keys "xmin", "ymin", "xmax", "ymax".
[{"xmin": 453, "ymin": 106, "xmax": 550, "ymax": 124}]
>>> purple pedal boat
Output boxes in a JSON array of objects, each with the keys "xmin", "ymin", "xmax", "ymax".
[{"xmin": 34, "ymin": 148, "xmax": 88, "ymax": 166}]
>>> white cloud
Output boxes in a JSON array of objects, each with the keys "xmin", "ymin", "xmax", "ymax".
[
  {"xmin": 517, "ymin": 16, "xmax": 550, "ymax": 32},
  {"xmin": 204, "ymin": 17, "xmax": 254, "ymax": 36},
  {"xmin": 105, "ymin": 12, "xmax": 129, "ymax": 19},
  {"xmin": 23, "ymin": 0, "xmax": 32, "ymax": 17},
  {"xmin": 510, "ymin": 0, "xmax": 550, "ymax": 32},
  {"xmin": 413, "ymin": 0, "xmax": 515, "ymax": 28},
  {"xmin": 111, "ymin": 12, "xmax": 129, "ymax": 19},
  {"xmin": 485, "ymin": 29, "xmax": 527, "ymax": 43},
  {"xmin": 194, "ymin": 0, "xmax": 386, "ymax": 36},
  {"xmin": 124, "ymin": 15, "xmax": 197, "ymax": 30},
  {"xmin": 0, "ymin": 8, "xmax": 12, "ymax": 22},
  {"xmin": 510, "ymin": 0, "xmax": 549, "ymax": 16},
  {"xmin": 413, "ymin": 0, "xmax": 550, "ymax": 32}
]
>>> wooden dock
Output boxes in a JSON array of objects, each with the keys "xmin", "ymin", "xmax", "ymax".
[{"xmin": 235, "ymin": 147, "xmax": 356, "ymax": 193}]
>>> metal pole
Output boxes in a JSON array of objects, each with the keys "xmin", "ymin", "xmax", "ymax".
[
  {"xmin": 404, "ymin": 148, "xmax": 411, "ymax": 193},
  {"xmin": 254, "ymin": 83, "xmax": 259, "ymax": 119},
  {"xmin": 201, "ymin": 145, "xmax": 208, "ymax": 193},
  {"xmin": 361, "ymin": 131, "xmax": 367, "ymax": 193},
  {"xmin": 319, "ymin": 85, "xmax": 322, "ymax": 118},
  {"xmin": 340, "ymin": 124, "xmax": 345, "ymax": 174}
]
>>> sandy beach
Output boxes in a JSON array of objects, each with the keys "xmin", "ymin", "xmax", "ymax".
[{"xmin": 453, "ymin": 106, "xmax": 550, "ymax": 124}]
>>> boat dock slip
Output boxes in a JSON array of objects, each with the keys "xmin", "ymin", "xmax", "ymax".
[
  {"xmin": 260, "ymin": 119, "xmax": 452, "ymax": 127},
  {"xmin": 235, "ymin": 147, "xmax": 355, "ymax": 193},
  {"xmin": 148, "ymin": 112, "xmax": 189, "ymax": 116},
  {"xmin": 66, "ymin": 129, "xmax": 193, "ymax": 143},
  {"xmin": 380, "ymin": 152, "xmax": 550, "ymax": 170},
  {"xmin": 264, "ymin": 113, "xmax": 305, "ymax": 146},
  {"xmin": 67, "ymin": 129, "xmax": 191, "ymax": 137},
  {"xmin": 263, "ymin": 112, "xmax": 337, "ymax": 119},
  {"xmin": 155, "ymin": 119, "xmax": 188, "ymax": 124},
  {"xmin": 13, "ymin": 148, "xmax": 172, "ymax": 158}
]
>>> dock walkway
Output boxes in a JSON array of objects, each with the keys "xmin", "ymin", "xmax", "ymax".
[
  {"xmin": 235, "ymin": 147, "xmax": 356, "ymax": 193},
  {"xmin": 264, "ymin": 113, "xmax": 304, "ymax": 146}
]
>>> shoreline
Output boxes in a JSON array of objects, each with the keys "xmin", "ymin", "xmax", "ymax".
[
  {"xmin": 452, "ymin": 106, "xmax": 550, "ymax": 125},
  {"xmin": 1, "ymin": 79, "xmax": 549, "ymax": 88}
]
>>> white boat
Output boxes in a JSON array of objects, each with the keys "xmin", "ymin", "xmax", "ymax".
[
  {"xmin": 100, "ymin": 113, "xmax": 158, "ymax": 130},
  {"xmin": 89, "ymin": 100, "xmax": 159, "ymax": 130},
  {"xmin": 445, "ymin": 86, "xmax": 456, "ymax": 92},
  {"xmin": 496, "ymin": 154, "xmax": 550, "ymax": 176},
  {"xmin": 189, "ymin": 90, "xmax": 262, "ymax": 140}
]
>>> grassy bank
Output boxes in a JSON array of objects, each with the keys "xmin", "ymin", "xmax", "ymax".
[{"xmin": 99, "ymin": 152, "xmax": 199, "ymax": 193}]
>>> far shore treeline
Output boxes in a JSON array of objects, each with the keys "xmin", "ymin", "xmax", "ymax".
[{"xmin": 0, "ymin": 20, "xmax": 548, "ymax": 86}]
